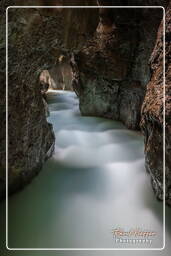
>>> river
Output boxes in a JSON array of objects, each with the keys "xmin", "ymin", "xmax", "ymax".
[{"xmin": 1, "ymin": 90, "xmax": 170, "ymax": 253}]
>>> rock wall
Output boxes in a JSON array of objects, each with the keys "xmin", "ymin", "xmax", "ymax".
[
  {"xmin": 70, "ymin": 5, "xmax": 164, "ymax": 129},
  {"xmin": 141, "ymin": 1, "xmax": 171, "ymax": 205},
  {"xmin": 39, "ymin": 59, "xmax": 73, "ymax": 91},
  {"xmin": 0, "ymin": 1, "xmax": 6, "ymax": 198},
  {"xmin": 0, "ymin": 6, "xmax": 61, "ymax": 198},
  {"xmin": 0, "ymin": 0, "xmax": 99, "ymax": 198}
]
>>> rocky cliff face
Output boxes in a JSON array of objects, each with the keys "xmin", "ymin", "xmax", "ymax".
[
  {"xmin": 70, "ymin": 6, "xmax": 163, "ymax": 129},
  {"xmin": 0, "ymin": 2, "xmax": 6, "ymax": 197},
  {"xmin": 141, "ymin": 1, "xmax": 171, "ymax": 205},
  {"xmin": 0, "ymin": 0, "xmax": 99, "ymax": 198},
  {"xmin": 0, "ymin": 6, "xmax": 61, "ymax": 197},
  {"xmin": 39, "ymin": 59, "xmax": 73, "ymax": 91},
  {"xmin": 69, "ymin": 0, "xmax": 170, "ymax": 205}
]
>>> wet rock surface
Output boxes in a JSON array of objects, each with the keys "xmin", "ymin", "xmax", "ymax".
[
  {"xmin": 141, "ymin": 1, "xmax": 171, "ymax": 205},
  {"xmin": 70, "ymin": 6, "xmax": 163, "ymax": 129},
  {"xmin": 0, "ymin": 0, "xmax": 99, "ymax": 198},
  {"xmin": 0, "ymin": 7, "xmax": 60, "ymax": 198},
  {"xmin": 39, "ymin": 59, "xmax": 73, "ymax": 92}
]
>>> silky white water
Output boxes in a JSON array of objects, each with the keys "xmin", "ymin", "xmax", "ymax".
[{"xmin": 1, "ymin": 90, "xmax": 166, "ymax": 250}]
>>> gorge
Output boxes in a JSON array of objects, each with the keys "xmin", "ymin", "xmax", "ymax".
[
  {"xmin": 0, "ymin": 89, "xmax": 165, "ymax": 248},
  {"xmin": 0, "ymin": 0, "xmax": 171, "ymax": 251}
]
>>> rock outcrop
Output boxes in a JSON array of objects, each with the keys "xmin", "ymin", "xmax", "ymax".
[
  {"xmin": 0, "ymin": 6, "xmax": 61, "ymax": 198},
  {"xmin": 39, "ymin": 57, "xmax": 73, "ymax": 91},
  {"xmin": 141, "ymin": 1, "xmax": 171, "ymax": 205},
  {"xmin": 0, "ymin": 1, "xmax": 6, "ymax": 198},
  {"xmin": 70, "ymin": 6, "xmax": 163, "ymax": 129},
  {"xmin": 0, "ymin": 0, "xmax": 99, "ymax": 198}
]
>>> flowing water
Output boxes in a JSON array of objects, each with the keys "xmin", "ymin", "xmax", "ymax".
[{"xmin": 0, "ymin": 90, "xmax": 168, "ymax": 251}]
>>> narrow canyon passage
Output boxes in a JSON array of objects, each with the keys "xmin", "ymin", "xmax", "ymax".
[
  {"xmin": 1, "ymin": 91, "xmax": 164, "ymax": 248},
  {"xmin": 0, "ymin": 1, "xmax": 171, "ymax": 254}
]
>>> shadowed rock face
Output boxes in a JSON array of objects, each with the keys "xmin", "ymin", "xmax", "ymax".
[
  {"xmin": 39, "ymin": 59, "xmax": 73, "ymax": 92},
  {"xmin": 0, "ymin": 7, "xmax": 61, "ymax": 198},
  {"xmin": 70, "ymin": 6, "xmax": 163, "ymax": 129},
  {"xmin": 0, "ymin": 1, "xmax": 99, "ymax": 198},
  {"xmin": 141, "ymin": 1, "xmax": 171, "ymax": 206}
]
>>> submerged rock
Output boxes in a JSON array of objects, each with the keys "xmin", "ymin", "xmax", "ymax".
[{"xmin": 141, "ymin": 1, "xmax": 171, "ymax": 205}]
